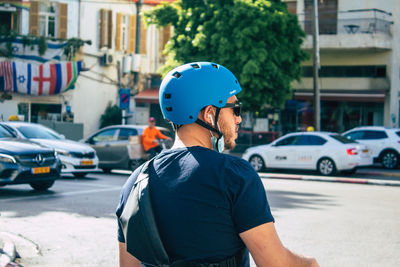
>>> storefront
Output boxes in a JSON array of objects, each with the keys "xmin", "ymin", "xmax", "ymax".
[{"xmin": 280, "ymin": 90, "xmax": 385, "ymax": 134}]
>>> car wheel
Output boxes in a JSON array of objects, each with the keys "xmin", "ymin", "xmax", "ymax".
[
  {"xmin": 380, "ymin": 151, "xmax": 398, "ymax": 169},
  {"xmin": 29, "ymin": 180, "xmax": 55, "ymax": 191},
  {"xmin": 102, "ymin": 168, "xmax": 112, "ymax": 173},
  {"xmin": 129, "ymin": 159, "xmax": 142, "ymax": 171},
  {"xmin": 249, "ymin": 155, "xmax": 265, "ymax": 172},
  {"xmin": 73, "ymin": 173, "xmax": 87, "ymax": 178},
  {"xmin": 317, "ymin": 158, "xmax": 336, "ymax": 176}
]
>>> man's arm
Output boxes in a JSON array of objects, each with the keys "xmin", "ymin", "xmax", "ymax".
[
  {"xmin": 119, "ymin": 242, "xmax": 142, "ymax": 267},
  {"xmin": 240, "ymin": 222, "xmax": 319, "ymax": 267}
]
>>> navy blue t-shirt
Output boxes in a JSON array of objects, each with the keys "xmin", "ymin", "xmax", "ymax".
[{"xmin": 116, "ymin": 146, "xmax": 274, "ymax": 266}]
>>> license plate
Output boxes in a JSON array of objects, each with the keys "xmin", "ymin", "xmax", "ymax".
[
  {"xmin": 362, "ymin": 149, "xmax": 369, "ymax": 153},
  {"xmin": 81, "ymin": 160, "xmax": 93, "ymax": 165},
  {"xmin": 32, "ymin": 166, "xmax": 50, "ymax": 174}
]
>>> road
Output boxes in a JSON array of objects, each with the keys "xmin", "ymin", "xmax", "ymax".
[{"xmin": 0, "ymin": 171, "xmax": 399, "ymax": 267}]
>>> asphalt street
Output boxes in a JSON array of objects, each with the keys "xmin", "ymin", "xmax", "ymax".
[{"xmin": 0, "ymin": 168, "xmax": 399, "ymax": 267}]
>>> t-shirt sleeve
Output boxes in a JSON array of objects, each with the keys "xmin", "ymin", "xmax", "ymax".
[{"xmin": 226, "ymin": 158, "xmax": 275, "ymax": 233}]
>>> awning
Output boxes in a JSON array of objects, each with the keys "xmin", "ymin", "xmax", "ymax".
[
  {"xmin": 134, "ymin": 88, "xmax": 159, "ymax": 103},
  {"xmin": 293, "ymin": 90, "xmax": 387, "ymax": 102}
]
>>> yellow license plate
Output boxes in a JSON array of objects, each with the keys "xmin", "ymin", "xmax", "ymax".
[
  {"xmin": 81, "ymin": 160, "xmax": 93, "ymax": 165},
  {"xmin": 362, "ymin": 149, "xmax": 369, "ymax": 153},
  {"xmin": 32, "ymin": 166, "xmax": 50, "ymax": 174}
]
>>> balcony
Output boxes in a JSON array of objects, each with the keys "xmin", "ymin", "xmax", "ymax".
[{"xmin": 300, "ymin": 9, "xmax": 393, "ymax": 50}]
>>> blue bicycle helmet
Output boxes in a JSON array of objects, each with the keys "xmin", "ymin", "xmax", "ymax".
[{"xmin": 159, "ymin": 62, "xmax": 242, "ymax": 125}]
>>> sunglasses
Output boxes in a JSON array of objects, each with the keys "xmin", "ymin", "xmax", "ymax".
[{"xmin": 221, "ymin": 102, "xmax": 242, "ymax": 117}]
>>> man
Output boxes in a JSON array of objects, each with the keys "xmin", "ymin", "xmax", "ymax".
[
  {"xmin": 142, "ymin": 117, "xmax": 171, "ymax": 158},
  {"xmin": 117, "ymin": 62, "xmax": 319, "ymax": 267}
]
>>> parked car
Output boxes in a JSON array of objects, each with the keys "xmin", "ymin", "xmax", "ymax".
[
  {"xmin": 343, "ymin": 126, "xmax": 400, "ymax": 169},
  {"xmin": 81, "ymin": 124, "xmax": 173, "ymax": 172},
  {"xmin": 1, "ymin": 122, "xmax": 99, "ymax": 178},
  {"xmin": 242, "ymin": 131, "xmax": 373, "ymax": 175},
  {"xmin": 0, "ymin": 124, "xmax": 61, "ymax": 191}
]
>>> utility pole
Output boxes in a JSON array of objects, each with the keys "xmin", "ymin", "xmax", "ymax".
[
  {"xmin": 133, "ymin": 0, "xmax": 143, "ymax": 93},
  {"xmin": 312, "ymin": 0, "xmax": 320, "ymax": 131}
]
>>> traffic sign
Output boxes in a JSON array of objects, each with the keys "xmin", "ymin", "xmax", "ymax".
[{"xmin": 119, "ymin": 88, "xmax": 130, "ymax": 110}]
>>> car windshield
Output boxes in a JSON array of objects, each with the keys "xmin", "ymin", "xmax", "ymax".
[
  {"xmin": 16, "ymin": 125, "xmax": 63, "ymax": 140},
  {"xmin": 0, "ymin": 125, "xmax": 15, "ymax": 138},
  {"xmin": 330, "ymin": 134, "xmax": 357, "ymax": 144}
]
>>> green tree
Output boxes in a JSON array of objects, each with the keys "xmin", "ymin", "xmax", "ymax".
[
  {"xmin": 144, "ymin": 0, "xmax": 308, "ymax": 112},
  {"xmin": 100, "ymin": 103, "xmax": 122, "ymax": 128}
]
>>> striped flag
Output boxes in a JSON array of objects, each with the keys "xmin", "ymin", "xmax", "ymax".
[
  {"xmin": 1, "ymin": 60, "xmax": 82, "ymax": 95},
  {"xmin": 0, "ymin": 61, "xmax": 13, "ymax": 91}
]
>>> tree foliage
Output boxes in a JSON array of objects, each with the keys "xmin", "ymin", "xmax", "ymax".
[
  {"xmin": 100, "ymin": 103, "xmax": 122, "ymax": 128},
  {"xmin": 144, "ymin": 0, "xmax": 308, "ymax": 112}
]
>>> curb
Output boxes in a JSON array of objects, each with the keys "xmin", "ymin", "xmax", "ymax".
[
  {"xmin": 259, "ymin": 173, "xmax": 400, "ymax": 187},
  {"xmin": 356, "ymin": 170, "xmax": 400, "ymax": 178},
  {"xmin": 0, "ymin": 234, "xmax": 16, "ymax": 267}
]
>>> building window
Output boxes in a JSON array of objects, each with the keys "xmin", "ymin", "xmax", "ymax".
[
  {"xmin": 0, "ymin": 9, "xmax": 20, "ymax": 34},
  {"xmin": 121, "ymin": 15, "xmax": 130, "ymax": 51},
  {"xmin": 30, "ymin": 1, "xmax": 68, "ymax": 38},
  {"xmin": 39, "ymin": 2, "xmax": 56, "ymax": 37},
  {"xmin": 302, "ymin": 65, "xmax": 386, "ymax": 78}
]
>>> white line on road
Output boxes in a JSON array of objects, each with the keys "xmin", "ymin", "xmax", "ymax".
[{"xmin": 1, "ymin": 187, "xmax": 122, "ymax": 203}]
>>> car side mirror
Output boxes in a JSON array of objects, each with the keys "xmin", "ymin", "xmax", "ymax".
[{"xmin": 87, "ymin": 138, "xmax": 95, "ymax": 145}]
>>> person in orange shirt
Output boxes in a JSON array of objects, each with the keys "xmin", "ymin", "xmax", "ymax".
[{"xmin": 142, "ymin": 117, "xmax": 172, "ymax": 158}]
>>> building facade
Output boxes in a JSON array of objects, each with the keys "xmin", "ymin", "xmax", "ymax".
[
  {"xmin": 281, "ymin": 0, "xmax": 399, "ymax": 134},
  {"xmin": 0, "ymin": 0, "xmax": 171, "ymax": 137}
]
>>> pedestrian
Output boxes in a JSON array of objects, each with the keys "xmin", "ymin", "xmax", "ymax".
[
  {"xmin": 116, "ymin": 62, "xmax": 319, "ymax": 267},
  {"xmin": 141, "ymin": 117, "xmax": 172, "ymax": 158}
]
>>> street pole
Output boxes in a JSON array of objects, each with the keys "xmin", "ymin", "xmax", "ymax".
[
  {"xmin": 133, "ymin": 0, "xmax": 143, "ymax": 93},
  {"xmin": 312, "ymin": 0, "xmax": 320, "ymax": 131}
]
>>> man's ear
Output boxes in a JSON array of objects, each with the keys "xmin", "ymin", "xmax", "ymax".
[{"xmin": 200, "ymin": 105, "xmax": 214, "ymax": 124}]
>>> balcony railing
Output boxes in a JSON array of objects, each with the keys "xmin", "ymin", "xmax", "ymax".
[{"xmin": 299, "ymin": 9, "xmax": 393, "ymax": 36}]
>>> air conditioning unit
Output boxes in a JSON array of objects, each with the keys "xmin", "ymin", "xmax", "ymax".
[{"xmin": 101, "ymin": 51, "xmax": 115, "ymax": 66}]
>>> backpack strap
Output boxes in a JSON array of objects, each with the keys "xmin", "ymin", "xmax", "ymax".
[{"xmin": 119, "ymin": 158, "xmax": 171, "ymax": 266}]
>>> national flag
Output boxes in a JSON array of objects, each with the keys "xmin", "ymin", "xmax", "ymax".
[
  {"xmin": 0, "ymin": 61, "xmax": 13, "ymax": 91},
  {"xmin": 12, "ymin": 61, "xmax": 32, "ymax": 95},
  {"xmin": 4, "ymin": 61, "xmax": 83, "ymax": 96}
]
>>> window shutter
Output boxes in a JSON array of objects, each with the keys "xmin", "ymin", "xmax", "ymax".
[
  {"xmin": 128, "ymin": 15, "xmax": 136, "ymax": 53},
  {"xmin": 29, "ymin": 1, "xmax": 39, "ymax": 36},
  {"xmin": 58, "ymin": 3, "xmax": 68, "ymax": 39},
  {"xmin": 139, "ymin": 25, "xmax": 147, "ymax": 54},
  {"xmin": 116, "ymin": 13, "xmax": 122, "ymax": 51},
  {"xmin": 107, "ymin": 10, "xmax": 113, "ymax": 49},
  {"xmin": 99, "ymin": 9, "xmax": 105, "ymax": 48},
  {"xmin": 159, "ymin": 25, "xmax": 171, "ymax": 56}
]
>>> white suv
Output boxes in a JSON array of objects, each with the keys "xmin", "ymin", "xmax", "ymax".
[{"xmin": 343, "ymin": 126, "xmax": 400, "ymax": 169}]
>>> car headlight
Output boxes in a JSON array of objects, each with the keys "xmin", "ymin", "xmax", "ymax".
[
  {"xmin": 54, "ymin": 149, "xmax": 70, "ymax": 157},
  {"xmin": 0, "ymin": 153, "xmax": 17, "ymax": 164}
]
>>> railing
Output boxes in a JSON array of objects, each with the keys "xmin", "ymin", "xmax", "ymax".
[{"xmin": 299, "ymin": 9, "xmax": 393, "ymax": 36}]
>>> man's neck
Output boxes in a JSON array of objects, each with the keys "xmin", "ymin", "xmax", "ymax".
[{"xmin": 171, "ymin": 123, "xmax": 212, "ymax": 150}]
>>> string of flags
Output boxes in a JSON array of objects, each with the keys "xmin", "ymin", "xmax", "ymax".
[{"xmin": 0, "ymin": 60, "xmax": 82, "ymax": 96}]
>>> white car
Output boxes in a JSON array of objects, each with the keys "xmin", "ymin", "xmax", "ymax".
[
  {"xmin": 242, "ymin": 131, "xmax": 373, "ymax": 176},
  {"xmin": 1, "ymin": 122, "xmax": 99, "ymax": 177},
  {"xmin": 343, "ymin": 126, "xmax": 400, "ymax": 169}
]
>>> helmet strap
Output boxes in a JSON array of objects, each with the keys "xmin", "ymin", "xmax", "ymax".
[{"xmin": 195, "ymin": 107, "xmax": 222, "ymax": 137}]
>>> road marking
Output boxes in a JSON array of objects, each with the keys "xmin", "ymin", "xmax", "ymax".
[{"xmin": 1, "ymin": 187, "xmax": 122, "ymax": 203}]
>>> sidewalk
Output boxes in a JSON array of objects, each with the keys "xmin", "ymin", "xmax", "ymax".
[
  {"xmin": 259, "ymin": 169, "xmax": 400, "ymax": 187},
  {"xmin": 0, "ymin": 232, "xmax": 17, "ymax": 267}
]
